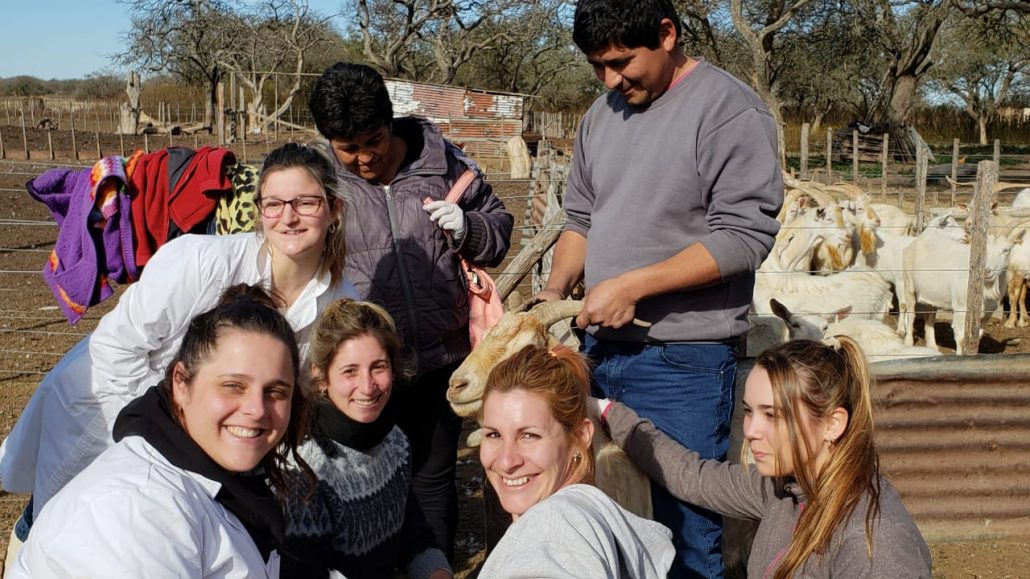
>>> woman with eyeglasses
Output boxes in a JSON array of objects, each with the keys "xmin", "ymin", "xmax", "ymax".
[{"xmin": 0, "ymin": 143, "xmax": 357, "ymax": 550}]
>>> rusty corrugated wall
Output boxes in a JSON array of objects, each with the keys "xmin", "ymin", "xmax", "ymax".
[
  {"xmin": 873, "ymin": 354, "xmax": 1030, "ymax": 541},
  {"xmin": 384, "ymin": 79, "xmax": 524, "ymax": 158}
]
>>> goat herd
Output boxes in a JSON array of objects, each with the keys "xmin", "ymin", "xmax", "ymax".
[{"xmin": 750, "ymin": 175, "xmax": 1030, "ymax": 359}]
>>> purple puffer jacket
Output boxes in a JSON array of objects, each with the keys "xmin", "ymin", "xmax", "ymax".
[{"xmin": 311, "ymin": 118, "xmax": 514, "ymax": 375}]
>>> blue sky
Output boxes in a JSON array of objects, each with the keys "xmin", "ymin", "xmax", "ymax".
[{"xmin": 0, "ymin": 0, "xmax": 346, "ymax": 80}]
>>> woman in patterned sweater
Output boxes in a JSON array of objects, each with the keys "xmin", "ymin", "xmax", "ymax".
[{"xmin": 282, "ymin": 299, "xmax": 452, "ymax": 579}]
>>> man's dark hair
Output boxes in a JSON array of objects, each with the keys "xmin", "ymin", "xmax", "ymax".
[
  {"xmin": 572, "ymin": 0, "xmax": 683, "ymax": 55},
  {"xmin": 308, "ymin": 62, "xmax": 394, "ymax": 140}
]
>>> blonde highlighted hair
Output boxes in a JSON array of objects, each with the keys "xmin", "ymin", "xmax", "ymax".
[
  {"xmin": 482, "ymin": 344, "xmax": 595, "ymax": 486},
  {"xmin": 750, "ymin": 337, "xmax": 881, "ymax": 579}
]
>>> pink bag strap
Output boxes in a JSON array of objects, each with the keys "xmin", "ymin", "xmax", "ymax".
[{"xmin": 443, "ymin": 170, "xmax": 476, "ymax": 204}]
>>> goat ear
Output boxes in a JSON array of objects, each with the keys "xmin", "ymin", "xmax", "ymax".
[
  {"xmin": 830, "ymin": 306, "xmax": 852, "ymax": 322},
  {"xmin": 770, "ymin": 299, "xmax": 792, "ymax": 322}
]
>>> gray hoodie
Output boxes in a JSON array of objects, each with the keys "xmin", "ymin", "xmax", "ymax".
[
  {"xmin": 479, "ymin": 484, "xmax": 674, "ymax": 578},
  {"xmin": 607, "ymin": 403, "xmax": 932, "ymax": 578}
]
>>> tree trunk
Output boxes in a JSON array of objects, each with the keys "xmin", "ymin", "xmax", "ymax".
[
  {"xmin": 978, "ymin": 117, "xmax": 988, "ymax": 145},
  {"xmin": 887, "ymin": 74, "xmax": 919, "ymax": 127}
]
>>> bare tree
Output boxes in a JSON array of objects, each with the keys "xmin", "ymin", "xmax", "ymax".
[
  {"xmin": 353, "ymin": 0, "xmax": 554, "ymax": 84},
  {"xmin": 213, "ymin": 0, "xmax": 335, "ymax": 133},
  {"xmin": 928, "ymin": 11, "xmax": 1030, "ymax": 143},
  {"xmin": 958, "ymin": 0, "xmax": 1030, "ymax": 16},
  {"xmin": 119, "ymin": 0, "xmax": 236, "ymax": 128},
  {"xmin": 729, "ymin": 0, "xmax": 821, "ymax": 158},
  {"xmin": 119, "ymin": 0, "xmax": 333, "ymax": 132},
  {"xmin": 852, "ymin": 0, "xmax": 957, "ymax": 128}
]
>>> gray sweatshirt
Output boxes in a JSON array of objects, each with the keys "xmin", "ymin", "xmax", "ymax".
[
  {"xmin": 564, "ymin": 59, "xmax": 783, "ymax": 343},
  {"xmin": 479, "ymin": 484, "xmax": 674, "ymax": 578},
  {"xmin": 607, "ymin": 403, "xmax": 932, "ymax": 578}
]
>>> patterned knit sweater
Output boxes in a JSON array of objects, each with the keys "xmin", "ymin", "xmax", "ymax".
[{"xmin": 281, "ymin": 403, "xmax": 450, "ymax": 579}]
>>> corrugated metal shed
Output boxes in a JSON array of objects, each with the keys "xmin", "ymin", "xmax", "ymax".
[
  {"xmin": 874, "ymin": 354, "xmax": 1030, "ymax": 541},
  {"xmin": 385, "ymin": 79, "xmax": 525, "ymax": 158}
]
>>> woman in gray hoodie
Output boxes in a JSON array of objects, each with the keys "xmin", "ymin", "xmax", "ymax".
[
  {"xmin": 478, "ymin": 345, "xmax": 674, "ymax": 578},
  {"xmin": 598, "ymin": 337, "xmax": 932, "ymax": 578}
]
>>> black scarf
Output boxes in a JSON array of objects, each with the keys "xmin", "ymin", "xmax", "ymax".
[
  {"xmin": 112, "ymin": 384, "xmax": 285, "ymax": 560},
  {"xmin": 311, "ymin": 397, "xmax": 396, "ymax": 452}
]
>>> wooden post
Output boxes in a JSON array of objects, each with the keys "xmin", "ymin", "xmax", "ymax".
[
  {"xmin": 799, "ymin": 123, "xmax": 810, "ymax": 179},
  {"xmin": 4, "ymin": 99, "xmax": 9, "ymax": 125},
  {"xmin": 881, "ymin": 133, "xmax": 889, "ymax": 201},
  {"xmin": 993, "ymin": 139, "xmax": 1001, "ymax": 166},
  {"xmin": 962, "ymin": 161, "xmax": 999, "ymax": 355},
  {"xmin": 168, "ymin": 130, "xmax": 173, "ymax": 148},
  {"xmin": 241, "ymin": 129, "xmax": 248, "ymax": 164},
  {"xmin": 0, "ymin": 128, "xmax": 5, "ymax": 159},
  {"xmin": 143, "ymin": 132, "xmax": 149, "ymax": 153},
  {"xmin": 119, "ymin": 131, "xmax": 125, "ymax": 157},
  {"xmin": 825, "ymin": 129, "xmax": 832, "ymax": 184},
  {"xmin": 951, "ymin": 138, "xmax": 960, "ymax": 206},
  {"xmin": 47, "ymin": 130, "xmax": 54, "ymax": 160},
  {"xmin": 96, "ymin": 132, "xmax": 102, "ymax": 160},
  {"xmin": 217, "ymin": 82, "xmax": 225, "ymax": 145},
  {"xmin": 70, "ymin": 108, "xmax": 78, "ymax": 161},
  {"xmin": 914, "ymin": 144, "xmax": 928, "ymax": 233},
  {"xmin": 21, "ymin": 104, "xmax": 29, "ymax": 160},
  {"xmin": 852, "ymin": 130, "xmax": 860, "ymax": 183}
]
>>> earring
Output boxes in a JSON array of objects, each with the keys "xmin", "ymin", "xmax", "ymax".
[{"xmin": 572, "ymin": 451, "xmax": 583, "ymax": 464}]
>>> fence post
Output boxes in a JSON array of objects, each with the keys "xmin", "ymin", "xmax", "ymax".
[
  {"xmin": 852, "ymin": 130, "xmax": 860, "ymax": 183},
  {"xmin": 96, "ymin": 131, "xmax": 102, "ymax": 160},
  {"xmin": 825, "ymin": 128, "xmax": 832, "ymax": 184},
  {"xmin": 20, "ymin": 104, "xmax": 29, "ymax": 160},
  {"xmin": 800, "ymin": 122, "xmax": 810, "ymax": 179},
  {"xmin": 915, "ymin": 144, "xmax": 928, "ymax": 233},
  {"xmin": 0, "ymin": 128, "xmax": 5, "ymax": 159},
  {"xmin": 962, "ymin": 161, "xmax": 998, "ymax": 355},
  {"xmin": 70, "ymin": 108, "xmax": 78, "ymax": 161},
  {"xmin": 217, "ymin": 82, "xmax": 226, "ymax": 145},
  {"xmin": 881, "ymin": 133, "xmax": 889, "ymax": 201},
  {"xmin": 47, "ymin": 129, "xmax": 54, "ymax": 160},
  {"xmin": 993, "ymin": 139, "xmax": 1000, "ymax": 166},
  {"xmin": 951, "ymin": 138, "xmax": 960, "ymax": 206}
]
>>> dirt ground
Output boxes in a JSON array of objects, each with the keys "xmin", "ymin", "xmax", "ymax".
[{"xmin": 1, "ymin": 129, "xmax": 1029, "ymax": 577}]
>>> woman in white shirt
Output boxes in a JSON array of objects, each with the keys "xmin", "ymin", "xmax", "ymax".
[
  {"xmin": 0, "ymin": 143, "xmax": 355, "ymax": 541},
  {"xmin": 11, "ymin": 284, "xmax": 317, "ymax": 578}
]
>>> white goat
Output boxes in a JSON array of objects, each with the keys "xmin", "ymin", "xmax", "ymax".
[
  {"xmin": 871, "ymin": 203, "xmax": 914, "ymax": 236},
  {"xmin": 768, "ymin": 299, "xmax": 941, "ymax": 362},
  {"xmin": 854, "ymin": 212, "xmax": 969, "ymax": 333},
  {"xmin": 902, "ymin": 230, "xmax": 1021, "ymax": 355},
  {"xmin": 446, "ymin": 300, "xmax": 653, "ymax": 519},
  {"xmin": 753, "ymin": 267, "xmax": 893, "ymax": 324}
]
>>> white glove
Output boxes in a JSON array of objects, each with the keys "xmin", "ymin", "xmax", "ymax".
[{"xmin": 423, "ymin": 200, "xmax": 467, "ymax": 242}]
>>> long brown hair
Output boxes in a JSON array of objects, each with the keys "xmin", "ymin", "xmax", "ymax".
[
  {"xmin": 482, "ymin": 344, "xmax": 595, "ymax": 486},
  {"xmin": 752, "ymin": 338, "xmax": 881, "ymax": 578},
  {"xmin": 256, "ymin": 143, "xmax": 347, "ymax": 286},
  {"xmin": 161, "ymin": 283, "xmax": 316, "ymax": 500}
]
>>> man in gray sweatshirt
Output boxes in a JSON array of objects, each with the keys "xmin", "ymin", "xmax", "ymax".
[{"xmin": 532, "ymin": 0, "xmax": 783, "ymax": 576}]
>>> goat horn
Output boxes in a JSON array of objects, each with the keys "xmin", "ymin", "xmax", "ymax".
[
  {"xmin": 528, "ymin": 299, "xmax": 585, "ymax": 327},
  {"xmin": 528, "ymin": 299, "xmax": 653, "ymax": 329}
]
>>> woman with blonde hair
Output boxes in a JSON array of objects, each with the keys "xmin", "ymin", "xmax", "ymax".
[
  {"xmin": 598, "ymin": 338, "xmax": 932, "ymax": 578},
  {"xmin": 478, "ymin": 344, "xmax": 674, "ymax": 578}
]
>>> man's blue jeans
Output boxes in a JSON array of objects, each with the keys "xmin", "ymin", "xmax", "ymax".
[{"xmin": 583, "ymin": 335, "xmax": 737, "ymax": 579}]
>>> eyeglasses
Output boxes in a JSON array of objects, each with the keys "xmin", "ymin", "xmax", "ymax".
[{"xmin": 257, "ymin": 196, "xmax": 325, "ymax": 218}]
